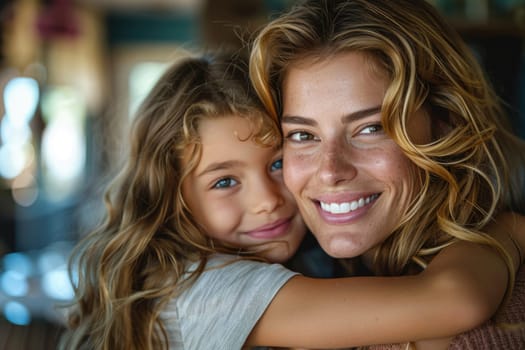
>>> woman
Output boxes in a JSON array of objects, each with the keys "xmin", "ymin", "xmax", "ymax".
[{"xmin": 250, "ymin": 0, "xmax": 525, "ymax": 348}]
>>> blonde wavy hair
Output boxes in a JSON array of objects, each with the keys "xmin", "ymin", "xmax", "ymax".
[
  {"xmin": 59, "ymin": 50, "xmax": 279, "ymax": 350},
  {"xmin": 250, "ymin": 0, "xmax": 525, "ymax": 280}
]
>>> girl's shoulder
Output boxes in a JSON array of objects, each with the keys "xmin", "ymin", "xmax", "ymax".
[{"xmin": 162, "ymin": 254, "xmax": 299, "ymax": 350}]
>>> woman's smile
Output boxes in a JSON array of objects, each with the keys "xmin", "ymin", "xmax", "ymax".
[{"xmin": 319, "ymin": 193, "xmax": 380, "ymax": 214}]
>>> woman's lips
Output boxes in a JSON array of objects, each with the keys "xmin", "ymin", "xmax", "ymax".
[
  {"xmin": 319, "ymin": 193, "xmax": 380, "ymax": 214},
  {"xmin": 246, "ymin": 218, "xmax": 292, "ymax": 239},
  {"xmin": 316, "ymin": 193, "xmax": 380, "ymax": 224}
]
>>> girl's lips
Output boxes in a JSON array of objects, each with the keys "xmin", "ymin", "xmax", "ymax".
[{"xmin": 246, "ymin": 218, "xmax": 292, "ymax": 239}]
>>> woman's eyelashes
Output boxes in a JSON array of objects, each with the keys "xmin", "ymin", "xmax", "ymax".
[
  {"xmin": 283, "ymin": 123, "xmax": 383, "ymax": 144},
  {"xmin": 358, "ymin": 123, "xmax": 384, "ymax": 135},
  {"xmin": 284, "ymin": 130, "xmax": 317, "ymax": 143}
]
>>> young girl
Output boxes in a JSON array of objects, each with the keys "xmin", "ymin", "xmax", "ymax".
[{"xmin": 59, "ymin": 50, "xmax": 524, "ymax": 350}]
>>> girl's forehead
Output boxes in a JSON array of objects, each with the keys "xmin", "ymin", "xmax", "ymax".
[
  {"xmin": 196, "ymin": 114, "xmax": 275, "ymax": 147},
  {"xmin": 183, "ymin": 115, "xmax": 280, "ymax": 175}
]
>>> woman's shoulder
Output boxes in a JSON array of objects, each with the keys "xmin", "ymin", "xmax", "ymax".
[{"xmin": 448, "ymin": 265, "xmax": 525, "ymax": 349}]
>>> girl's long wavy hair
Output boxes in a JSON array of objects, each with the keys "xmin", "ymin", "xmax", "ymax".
[
  {"xmin": 59, "ymin": 50, "xmax": 279, "ymax": 350},
  {"xmin": 250, "ymin": 0, "xmax": 525, "ymax": 280}
]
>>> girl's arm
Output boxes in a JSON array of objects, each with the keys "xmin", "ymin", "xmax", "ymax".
[{"xmin": 245, "ymin": 212, "xmax": 525, "ymax": 348}]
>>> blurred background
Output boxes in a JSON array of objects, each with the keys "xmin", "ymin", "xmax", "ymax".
[{"xmin": 0, "ymin": 0, "xmax": 523, "ymax": 348}]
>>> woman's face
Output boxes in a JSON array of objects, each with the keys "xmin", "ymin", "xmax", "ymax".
[{"xmin": 281, "ymin": 51, "xmax": 430, "ymax": 258}]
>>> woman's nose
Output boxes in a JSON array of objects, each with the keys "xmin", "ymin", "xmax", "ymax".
[{"xmin": 318, "ymin": 142, "xmax": 357, "ymax": 185}]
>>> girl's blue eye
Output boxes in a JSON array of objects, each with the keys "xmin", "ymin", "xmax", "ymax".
[
  {"xmin": 271, "ymin": 158, "xmax": 283, "ymax": 172},
  {"xmin": 213, "ymin": 177, "xmax": 238, "ymax": 189}
]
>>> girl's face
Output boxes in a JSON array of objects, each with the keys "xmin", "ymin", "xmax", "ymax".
[
  {"xmin": 182, "ymin": 115, "xmax": 306, "ymax": 263},
  {"xmin": 281, "ymin": 51, "xmax": 430, "ymax": 259}
]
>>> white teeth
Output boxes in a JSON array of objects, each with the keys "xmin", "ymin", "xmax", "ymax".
[{"xmin": 320, "ymin": 194, "xmax": 378, "ymax": 214}]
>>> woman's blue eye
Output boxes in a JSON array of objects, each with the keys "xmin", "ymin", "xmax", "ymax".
[
  {"xmin": 271, "ymin": 158, "xmax": 283, "ymax": 172},
  {"xmin": 213, "ymin": 177, "xmax": 238, "ymax": 189}
]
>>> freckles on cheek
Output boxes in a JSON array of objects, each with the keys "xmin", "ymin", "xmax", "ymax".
[
  {"xmin": 284, "ymin": 151, "xmax": 310, "ymax": 171},
  {"xmin": 370, "ymin": 153, "xmax": 400, "ymax": 171},
  {"xmin": 371, "ymin": 148, "xmax": 413, "ymax": 179}
]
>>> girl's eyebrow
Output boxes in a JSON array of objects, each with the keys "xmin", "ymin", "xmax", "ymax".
[
  {"xmin": 197, "ymin": 160, "xmax": 242, "ymax": 177},
  {"xmin": 282, "ymin": 105, "xmax": 382, "ymax": 126}
]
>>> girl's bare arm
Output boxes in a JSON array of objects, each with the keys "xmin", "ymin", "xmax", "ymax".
[{"xmin": 246, "ymin": 212, "xmax": 524, "ymax": 348}]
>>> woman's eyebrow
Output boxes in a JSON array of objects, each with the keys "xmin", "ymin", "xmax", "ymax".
[
  {"xmin": 341, "ymin": 105, "xmax": 382, "ymax": 123},
  {"xmin": 281, "ymin": 115, "xmax": 317, "ymax": 126},
  {"xmin": 282, "ymin": 105, "xmax": 382, "ymax": 125}
]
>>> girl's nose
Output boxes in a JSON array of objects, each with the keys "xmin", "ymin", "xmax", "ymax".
[{"xmin": 251, "ymin": 177, "xmax": 285, "ymax": 214}]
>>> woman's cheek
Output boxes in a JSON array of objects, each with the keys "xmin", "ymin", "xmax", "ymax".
[{"xmin": 283, "ymin": 151, "xmax": 312, "ymax": 193}]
